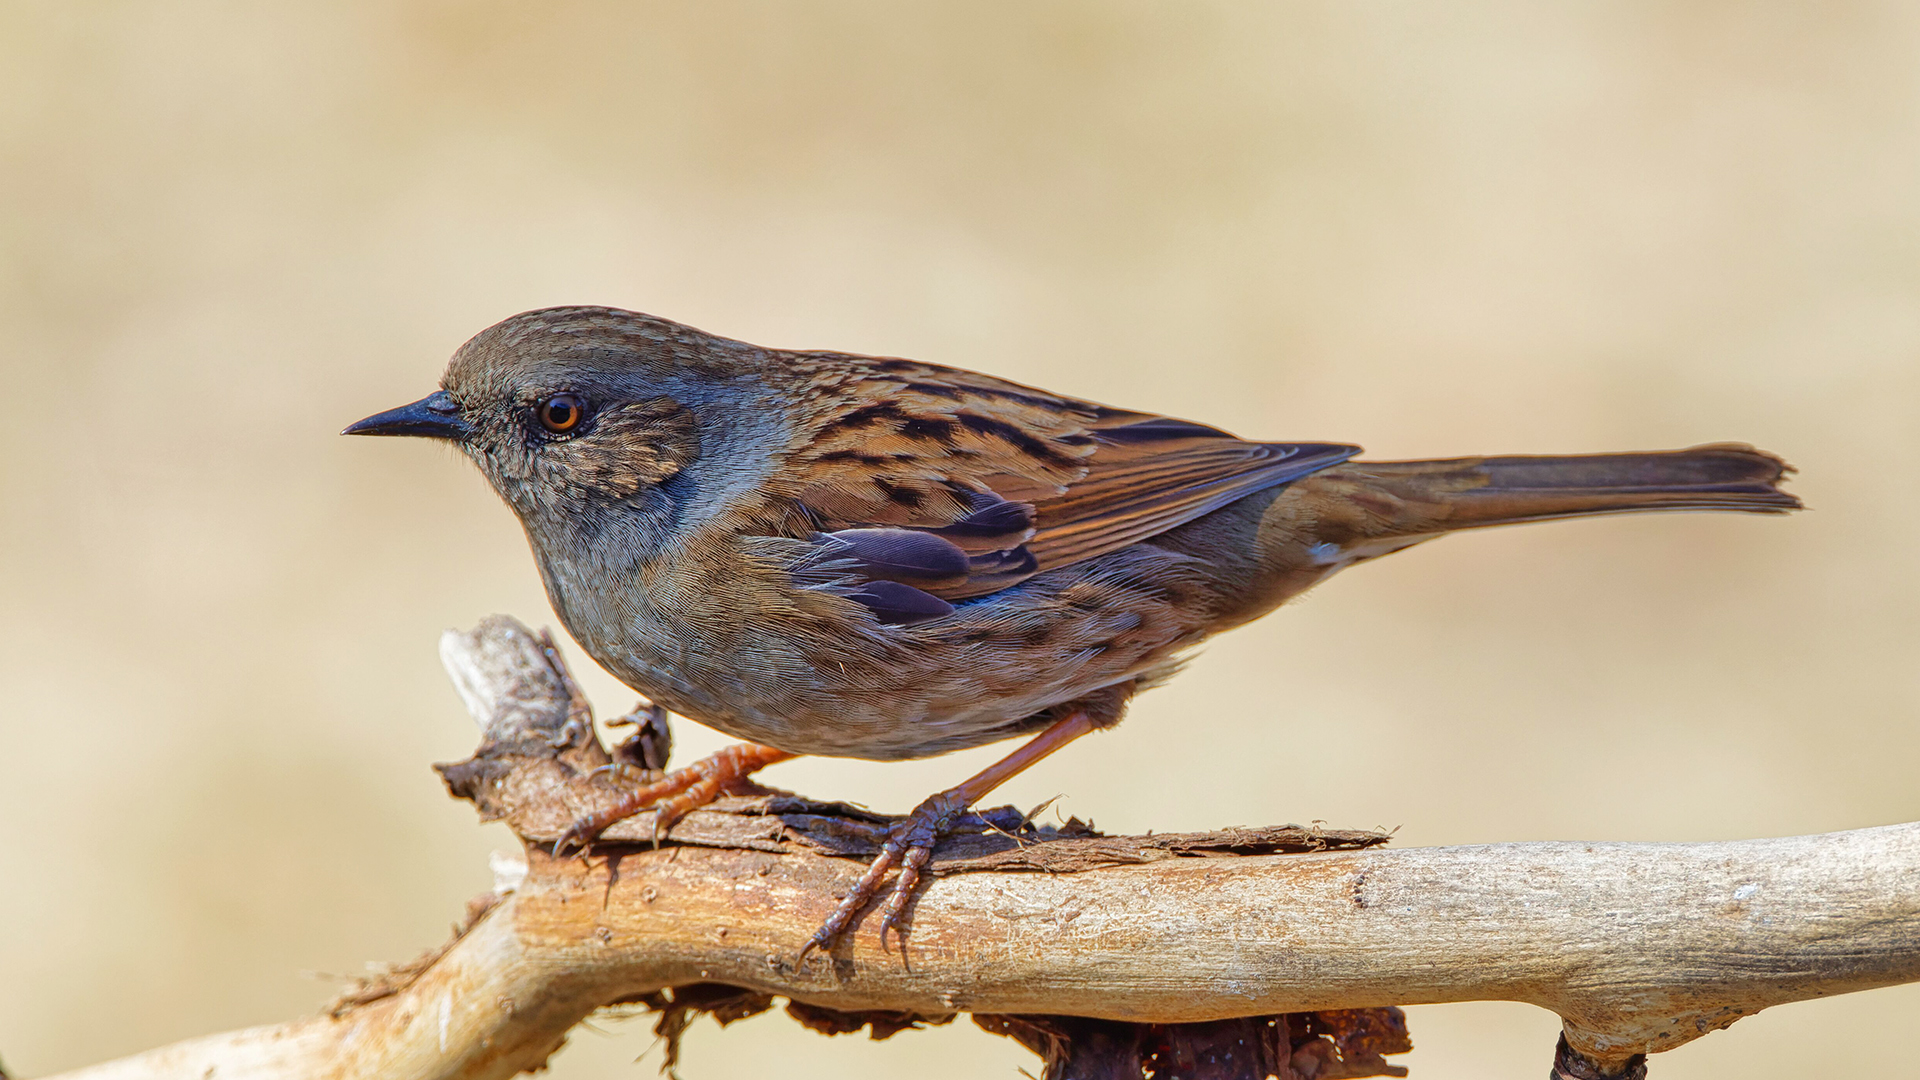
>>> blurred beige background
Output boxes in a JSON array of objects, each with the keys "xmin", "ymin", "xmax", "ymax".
[{"xmin": 3, "ymin": 2, "xmax": 1917, "ymax": 1077}]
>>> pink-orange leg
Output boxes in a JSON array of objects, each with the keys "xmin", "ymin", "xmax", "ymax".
[
  {"xmin": 554, "ymin": 742, "xmax": 797, "ymax": 856},
  {"xmin": 799, "ymin": 710, "xmax": 1097, "ymax": 961}
]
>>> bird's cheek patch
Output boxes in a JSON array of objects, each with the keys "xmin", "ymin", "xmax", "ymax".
[{"xmin": 552, "ymin": 398, "xmax": 699, "ymax": 499}]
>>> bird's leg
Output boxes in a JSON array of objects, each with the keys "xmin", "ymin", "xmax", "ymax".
[
  {"xmin": 554, "ymin": 741, "xmax": 797, "ymax": 855},
  {"xmin": 800, "ymin": 710, "xmax": 1096, "ymax": 960}
]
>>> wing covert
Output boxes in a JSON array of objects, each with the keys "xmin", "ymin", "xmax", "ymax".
[{"xmin": 782, "ymin": 358, "xmax": 1359, "ymax": 610}]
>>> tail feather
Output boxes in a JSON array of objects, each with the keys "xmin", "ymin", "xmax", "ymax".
[{"xmin": 1320, "ymin": 443, "xmax": 1801, "ymax": 535}]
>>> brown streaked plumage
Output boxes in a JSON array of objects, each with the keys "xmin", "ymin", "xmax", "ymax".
[{"xmin": 346, "ymin": 305, "xmax": 1801, "ymax": 954}]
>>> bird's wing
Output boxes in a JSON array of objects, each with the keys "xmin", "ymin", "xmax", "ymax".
[{"xmin": 781, "ymin": 357, "xmax": 1358, "ymax": 620}]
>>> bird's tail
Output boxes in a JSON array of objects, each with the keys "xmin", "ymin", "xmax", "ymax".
[{"xmin": 1308, "ymin": 443, "xmax": 1801, "ymax": 539}]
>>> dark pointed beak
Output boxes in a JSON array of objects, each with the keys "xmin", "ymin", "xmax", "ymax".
[{"xmin": 342, "ymin": 390, "xmax": 471, "ymax": 440}]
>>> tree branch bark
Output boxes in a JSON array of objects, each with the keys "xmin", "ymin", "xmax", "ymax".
[{"xmin": 40, "ymin": 616, "xmax": 1920, "ymax": 1080}]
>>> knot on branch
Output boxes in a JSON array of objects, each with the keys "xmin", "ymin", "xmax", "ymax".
[{"xmin": 1551, "ymin": 1036, "xmax": 1648, "ymax": 1080}]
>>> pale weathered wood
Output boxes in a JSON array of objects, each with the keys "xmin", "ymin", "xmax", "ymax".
[{"xmin": 39, "ymin": 616, "xmax": 1920, "ymax": 1080}]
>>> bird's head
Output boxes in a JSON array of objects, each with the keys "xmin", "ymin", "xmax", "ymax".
[{"xmin": 345, "ymin": 306, "xmax": 791, "ymax": 553}]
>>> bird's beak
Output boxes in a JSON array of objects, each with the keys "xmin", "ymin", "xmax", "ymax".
[{"xmin": 342, "ymin": 390, "xmax": 472, "ymax": 440}]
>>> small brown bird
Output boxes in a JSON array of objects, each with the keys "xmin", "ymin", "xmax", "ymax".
[{"xmin": 347, "ymin": 306, "xmax": 1799, "ymax": 954}]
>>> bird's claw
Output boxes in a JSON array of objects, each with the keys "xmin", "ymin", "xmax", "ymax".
[
  {"xmin": 552, "ymin": 817, "xmax": 601, "ymax": 860},
  {"xmin": 797, "ymin": 790, "xmax": 970, "ymax": 963}
]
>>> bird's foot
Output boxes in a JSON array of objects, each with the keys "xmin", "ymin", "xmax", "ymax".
[
  {"xmin": 795, "ymin": 709, "xmax": 1097, "ymax": 963},
  {"xmin": 554, "ymin": 741, "xmax": 795, "ymax": 856},
  {"xmin": 798, "ymin": 788, "xmax": 974, "ymax": 961}
]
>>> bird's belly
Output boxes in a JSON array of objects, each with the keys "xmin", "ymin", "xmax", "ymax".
[
  {"xmin": 601, "ymin": 639, "xmax": 1170, "ymax": 762},
  {"xmin": 578, "ymin": 545, "xmax": 1215, "ymax": 762}
]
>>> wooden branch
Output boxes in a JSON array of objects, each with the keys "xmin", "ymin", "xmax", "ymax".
[{"xmin": 42, "ymin": 616, "xmax": 1920, "ymax": 1080}]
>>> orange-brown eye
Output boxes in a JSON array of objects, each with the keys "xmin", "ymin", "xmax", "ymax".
[{"xmin": 537, "ymin": 393, "xmax": 585, "ymax": 433}]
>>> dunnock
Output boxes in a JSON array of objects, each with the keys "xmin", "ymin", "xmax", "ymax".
[{"xmin": 348, "ymin": 306, "xmax": 1799, "ymax": 954}]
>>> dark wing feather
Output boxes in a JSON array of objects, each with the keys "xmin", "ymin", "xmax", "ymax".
[
  {"xmin": 842, "ymin": 580, "xmax": 955, "ymax": 625},
  {"xmin": 810, "ymin": 528, "xmax": 971, "ymax": 587},
  {"xmin": 785, "ymin": 358, "xmax": 1359, "ymax": 607}
]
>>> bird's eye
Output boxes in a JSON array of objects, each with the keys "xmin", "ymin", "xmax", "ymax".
[{"xmin": 537, "ymin": 393, "xmax": 585, "ymax": 434}]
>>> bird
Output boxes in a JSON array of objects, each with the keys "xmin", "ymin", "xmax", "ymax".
[{"xmin": 346, "ymin": 305, "xmax": 1801, "ymax": 956}]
